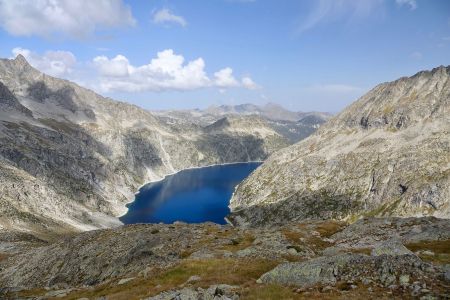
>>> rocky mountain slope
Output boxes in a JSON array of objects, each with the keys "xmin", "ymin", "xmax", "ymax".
[
  {"xmin": 229, "ymin": 66, "xmax": 450, "ymax": 226},
  {"xmin": 0, "ymin": 55, "xmax": 289, "ymax": 235},
  {"xmin": 154, "ymin": 103, "xmax": 331, "ymax": 143}
]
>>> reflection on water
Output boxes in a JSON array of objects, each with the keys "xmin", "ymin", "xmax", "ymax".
[{"xmin": 120, "ymin": 162, "xmax": 261, "ymax": 224}]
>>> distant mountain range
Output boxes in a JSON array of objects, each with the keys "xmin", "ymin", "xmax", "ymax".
[
  {"xmin": 202, "ymin": 102, "xmax": 330, "ymax": 122},
  {"xmin": 153, "ymin": 103, "xmax": 331, "ymax": 143}
]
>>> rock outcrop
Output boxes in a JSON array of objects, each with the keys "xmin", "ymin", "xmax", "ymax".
[
  {"xmin": 258, "ymin": 254, "xmax": 443, "ymax": 289},
  {"xmin": 0, "ymin": 55, "xmax": 289, "ymax": 235},
  {"xmin": 229, "ymin": 66, "xmax": 450, "ymax": 226},
  {"xmin": 147, "ymin": 284, "xmax": 240, "ymax": 300}
]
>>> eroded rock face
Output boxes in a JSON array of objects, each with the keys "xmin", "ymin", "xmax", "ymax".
[
  {"xmin": 0, "ymin": 56, "xmax": 290, "ymax": 234},
  {"xmin": 229, "ymin": 66, "xmax": 450, "ymax": 227}
]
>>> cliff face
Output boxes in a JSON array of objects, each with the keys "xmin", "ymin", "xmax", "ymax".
[
  {"xmin": 229, "ymin": 66, "xmax": 450, "ymax": 227},
  {"xmin": 0, "ymin": 55, "xmax": 289, "ymax": 234}
]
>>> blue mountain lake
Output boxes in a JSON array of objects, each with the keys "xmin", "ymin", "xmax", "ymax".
[{"xmin": 119, "ymin": 162, "xmax": 262, "ymax": 225}]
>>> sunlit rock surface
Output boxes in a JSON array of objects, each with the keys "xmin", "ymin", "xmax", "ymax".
[{"xmin": 229, "ymin": 66, "xmax": 450, "ymax": 226}]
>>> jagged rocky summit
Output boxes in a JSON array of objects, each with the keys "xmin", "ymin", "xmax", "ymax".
[{"xmin": 229, "ymin": 66, "xmax": 450, "ymax": 227}]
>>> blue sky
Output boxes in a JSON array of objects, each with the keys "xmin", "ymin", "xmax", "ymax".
[{"xmin": 0, "ymin": 0, "xmax": 449, "ymax": 113}]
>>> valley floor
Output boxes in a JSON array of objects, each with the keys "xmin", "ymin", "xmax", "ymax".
[{"xmin": 0, "ymin": 217, "xmax": 449, "ymax": 299}]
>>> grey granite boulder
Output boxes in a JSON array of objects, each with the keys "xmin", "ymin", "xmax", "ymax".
[
  {"xmin": 147, "ymin": 284, "xmax": 239, "ymax": 300},
  {"xmin": 371, "ymin": 239, "xmax": 415, "ymax": 256},
  {"xmin": 258, "ymin": 253, "xmax": 441, "ymax": 288}
]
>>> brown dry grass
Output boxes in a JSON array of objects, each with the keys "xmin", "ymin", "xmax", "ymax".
[
  {"xmin": 348, "ymin": 247, "xmax": 372, "ymax": 255},
  {"xmin": 282, "ymin": 220, "xmax": 346, "ymax": 254},
  {"xmin": 60, "ymin": 258, "xmax": 279, "ymax": 300},
  {"xmin": 314, "ymin": 221, "xmax": 346, "ymax": 238},
  {"xmin": 405, "ymin": 240, "xmax": 450, "ymax": 265},
  {"xmin": 0, "ymin": 252, "xmax": 9, "ymax": 262},
  {"xmin": 219, "ymin": 233, "xmax": 255, "ymax": 252},
  {"xmin": 240, "ymin": 281, "xmax": 416, "ymax": 300}
]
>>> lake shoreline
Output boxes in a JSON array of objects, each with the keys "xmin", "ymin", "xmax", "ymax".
[{"xmin": 117, "ymin": 160, "xmax": 263, "ymax": 219}]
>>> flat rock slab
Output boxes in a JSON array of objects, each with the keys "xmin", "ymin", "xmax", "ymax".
[{"xmin": 371, "ymin": 239, "xmax": 415, "ymax": 256}]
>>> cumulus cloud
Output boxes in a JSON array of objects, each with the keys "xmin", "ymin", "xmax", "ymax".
[
  {"xmin": 11, "ymin": 48, "xmax": 258, "ymax": 93},
  {"xmin": 93, "ymin": 49, "xmax": 258, "ymax": 92},
  {"xmin": 0, "ymin": 0, "xmax": 136, "ymax": 38},
  {"xmin": 214, "ymin": 68, "xmax": 239, "ymax": 88},
  {"xmin": 93, "ymin": 55, "xmax": 130, "ymax": 77},
  {"xmin": 396, "ymin": 0, "xmax": 417, "ymax": 10},
  {"xmin": 152, "ymin": 8, "xmax": 187, "ymax": 27},
  {"xmin": 297, "ymin": 0, "xmax": 384, "ymax": 33},
  {"xmin": 12, "ymin": 47, "xmax": 76, "ymax": 77},
  {"xmin": 242, "ymin": 76, "xmax": 260, "ymax": 90}
]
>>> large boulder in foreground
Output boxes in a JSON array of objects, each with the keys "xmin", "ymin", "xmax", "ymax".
[
  {"xmin": 229, "ymin": 66, "xmax": 450, "ymax": 227},
  {"xmin": 258, "ymin": 253, "xmax": 445, "ymax": 289}
]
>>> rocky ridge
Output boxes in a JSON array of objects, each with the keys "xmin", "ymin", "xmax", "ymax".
[{"xmin": 229, "ymin": 65, "xmax": 450, "ymax": 227}]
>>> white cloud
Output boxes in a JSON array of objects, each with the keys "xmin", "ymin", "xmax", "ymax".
[
  {"xmin": 297, "ymin": 0, "xmax": 384, "ymax": 33},
  {"xmin": 10, "ymin": 47, "xmax": 259, "ymax": 93},
  {"xmin": 12, "ymin": 47, "xmax": 76, "ymax": 77},
  {"xmin": 0, "ymin": 0, "xmax": 135, "ymax": 38},
  {"xmin": 94, "ymin": 55, "xmax": 130, "ymax": 77},
  {"xmin": 93, "ymin": 49, "xmax": 258, "ymax": 92},
  {"xmin": 152, "ymin": 8, "xmax": 187, "ymax": 27},
  {"xmin": 214, "ymin": 68, "xmax": 239, "ymax": 87},
  {"xmin": 242, "ymin": 76, "xmax": 259, "ymax": 90},
  {"xmin": 396, "ymin": 0, "xmax": 417, "ymax": 10}
]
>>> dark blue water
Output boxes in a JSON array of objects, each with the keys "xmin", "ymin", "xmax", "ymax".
[{"xmin": 120, "ymin": 162, "xmax": 261, "ymax": 225}]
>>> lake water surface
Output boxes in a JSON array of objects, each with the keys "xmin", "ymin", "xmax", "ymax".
[{"xmin": 120, "ymin": 162, "xmax": 261, "ymax": 225}]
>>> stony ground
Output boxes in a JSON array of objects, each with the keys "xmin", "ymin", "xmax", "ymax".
[{"xmin": 0, "ymin": 217, "xmax": 448, "ymax": 299}]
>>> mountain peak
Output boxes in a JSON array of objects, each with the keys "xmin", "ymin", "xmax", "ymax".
[{"xmin": 13, "ymin": 54, "xmax": 31, "ymax": 68}]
